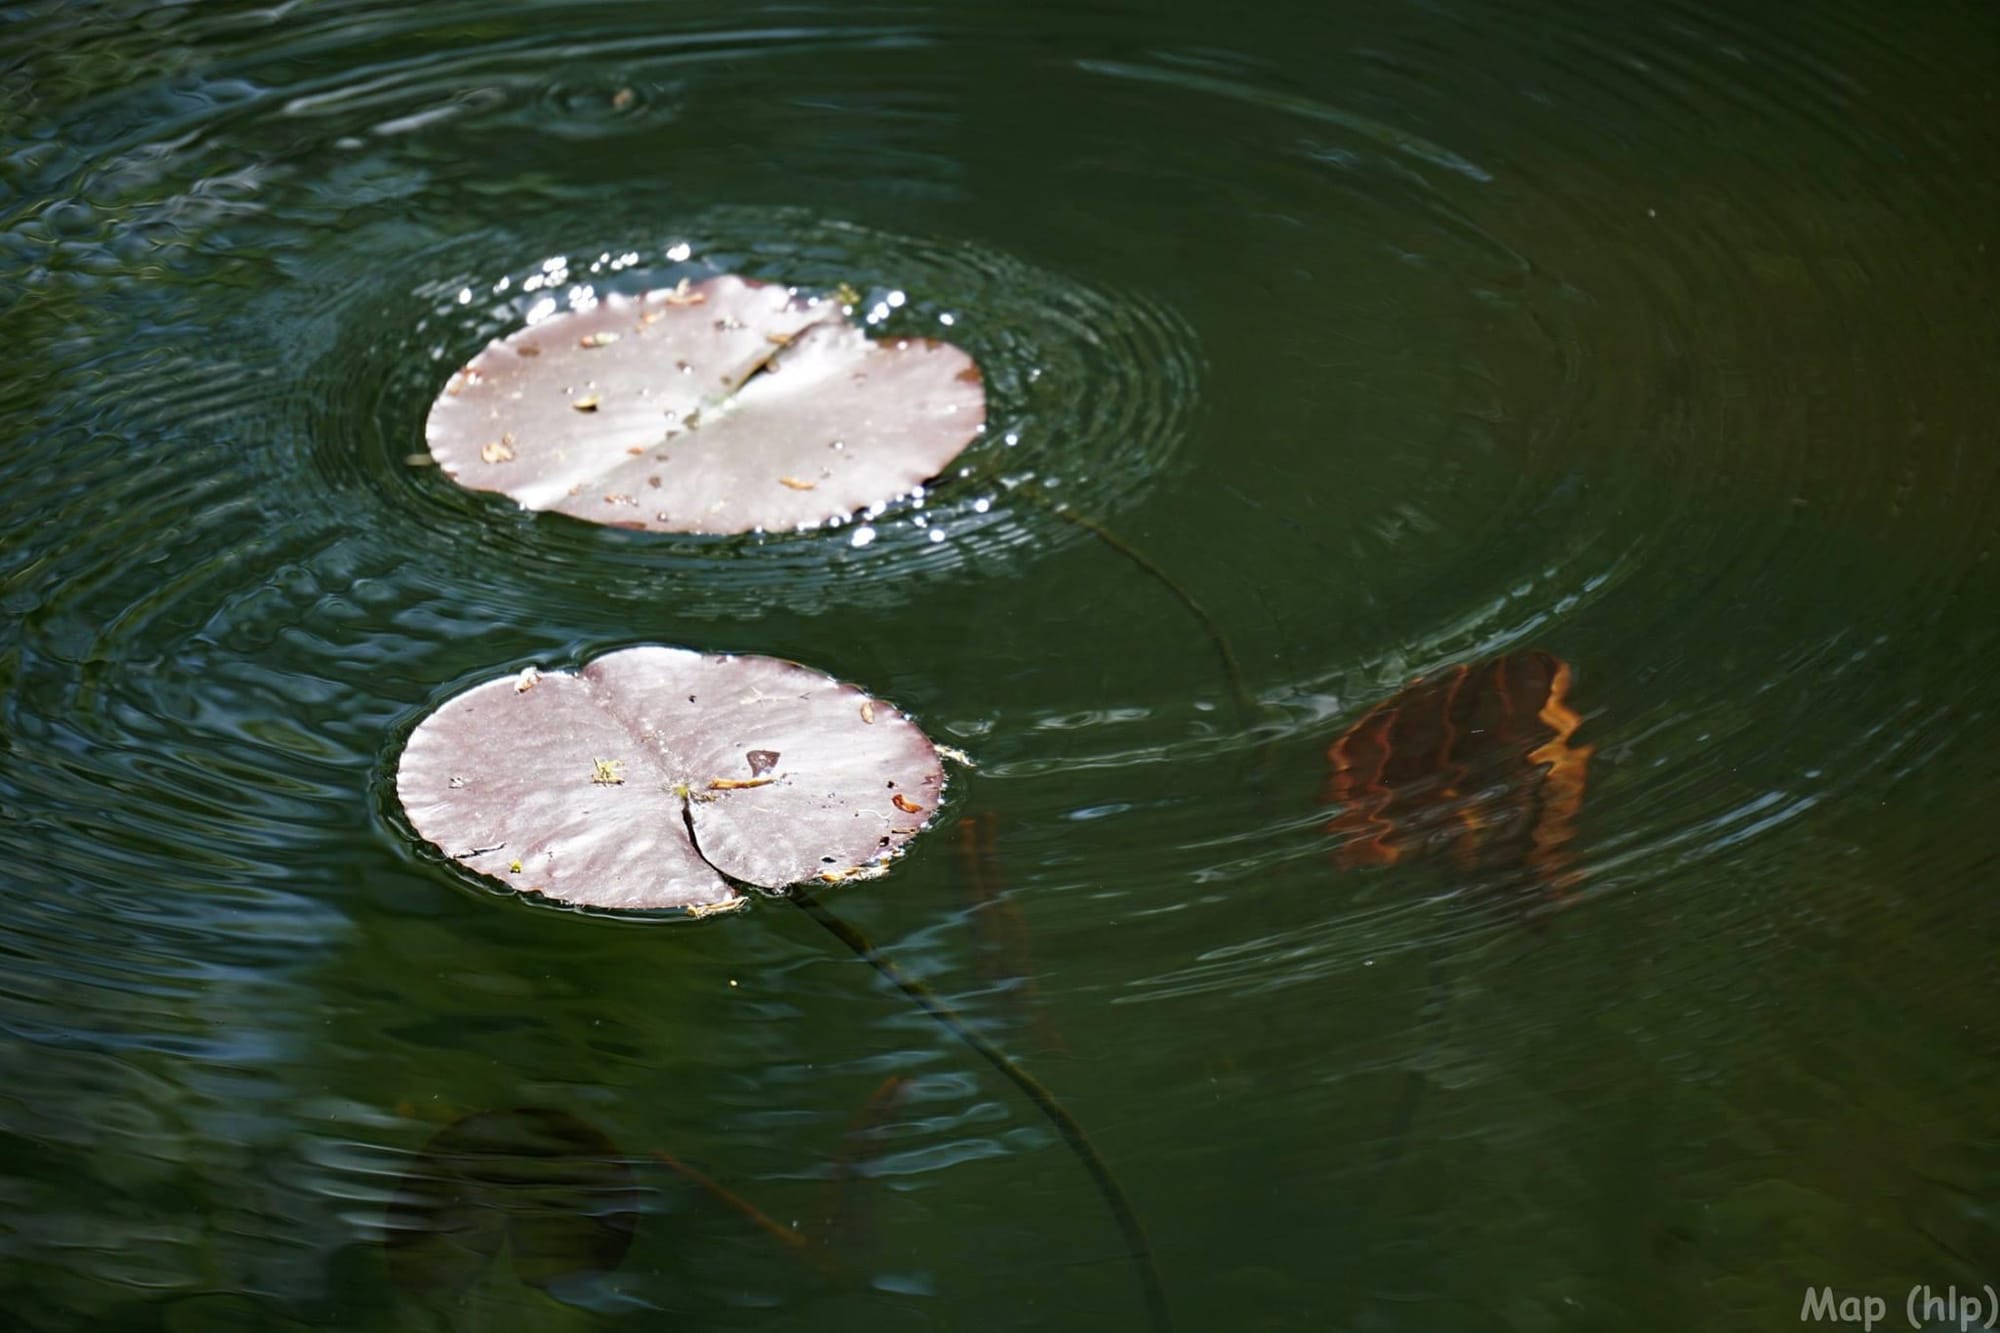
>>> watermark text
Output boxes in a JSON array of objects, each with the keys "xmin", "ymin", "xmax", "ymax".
[{"xmin": 1800, "ymin": 1284, "xmax": 1998, "ymax": 1331}]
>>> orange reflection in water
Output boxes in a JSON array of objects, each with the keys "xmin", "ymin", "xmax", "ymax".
[
  {"xmin": 1321, "ymin": 650, "xmax": 1593, "ymax": 896},
  {"xmin": 954, "ymin": 814, "xmax": 1065, "ymax": 1053}
]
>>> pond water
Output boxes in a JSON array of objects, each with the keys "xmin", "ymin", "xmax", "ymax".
[{"xmin": 2, "ymin": 0, "xmax": 1995, "ymax": 1328}]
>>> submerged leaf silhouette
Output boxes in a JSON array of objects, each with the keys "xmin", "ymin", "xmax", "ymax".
[
  {"xmin": 1321, "ymin": 650, "xmax": 1592, "ymax": 893},
  {"xmin": 396, "ymin": 646, "xmax": 944, "ymax": 912},
  {"xmin": 425, "ymin": 275, "xmax": 985, "ymax": 534},
  {"xmin": 383, "ymin": 1108, "xmax": 640, "ymax": 1301}
]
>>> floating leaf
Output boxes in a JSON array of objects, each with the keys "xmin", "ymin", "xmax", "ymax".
[
  {"xmin": 397, "ymin": 646, "xmax": 944, "ymax": 912},
  {"xmin": 384, "ymin": 1107, "xmax": 640, "ymax": 1301},
  {"xmin": 425, "ymin": 275, "xmax": 985, "ymax": 534}
]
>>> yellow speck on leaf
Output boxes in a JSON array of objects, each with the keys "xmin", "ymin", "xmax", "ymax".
[
  {"xmin": 579, "ymin": 331, "xmax": 620, "ymax": 348},
  {"xmin": 592, "ymin": 757, "xmax": 627, "ymax": 785},
  {"xmin": 481, "ymin": 436, "xmax": 516, "ymax": 463},
  {"xmin": 509, "ymin": 859, "xmax": 523, "ymax": 874},
  {"xmin": 779, "ymin": 476, "xmax": 816, "ymax": 491}
]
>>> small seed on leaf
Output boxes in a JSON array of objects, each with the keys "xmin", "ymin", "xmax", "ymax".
[
  {"xmin": 481, "ymin": 439, "xmax": 516, "ymax": 464},
  {"xmin": 579, "ymin": 332, "xmax": 620, "ymax": 348},
  {"xmin": 892, "ymin": 793, "xmax": 924, "ymax": 815},
  {"xmin": 662, "ymin": 278, "xmax": 705, "ymax": 307},
  {"xmin": 515, "ymin": 666, "xmax": 541, "ymax": 693},
  {"xmin": 708, "ymin": 777, "xmax": 774, "ymax": 791},
  {"xmin": 779, "ymin": 476, "xmax": 815, "ymax": 491},
  {"xmin": 859, "ymin": 701, "xmax": 875, "ymax": 724},
  {"xmin": 572, "ymin": 394, "xmax": 602, "ymax": 412},
  {"xmin": 591, "ymin": 757, "xmax": 626, "ymax": 785}
]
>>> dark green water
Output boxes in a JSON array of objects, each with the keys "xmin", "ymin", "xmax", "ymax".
[{"xmin": 3, "ymin": 0, "xmax": 1996, "ymax": 1328}]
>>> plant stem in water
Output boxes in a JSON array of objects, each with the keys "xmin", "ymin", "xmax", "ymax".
[{"xmin": 792, "ymin": 890, "xmax": 1173, "ymax": 1333}]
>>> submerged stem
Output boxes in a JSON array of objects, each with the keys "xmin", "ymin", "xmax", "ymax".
[
  {"xmin": 792, "ymin": 890, "xmax": 1173, "ymax": 1333},
  {"xmin": 1017, "ymin": 484, "xmax": 1254, "ymax": 728},
  {"xmin": 647, "ymin": 1149, "xmax": 835, "ymax": 1271}
]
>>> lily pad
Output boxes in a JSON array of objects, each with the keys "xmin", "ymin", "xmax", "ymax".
[
  {"xmin": 425, "ymin": 275, "xmax": 985, "ymax": 534},
  {"xmin": 396, "ymin": 646, "xmax": 944, "ymax": 912}
]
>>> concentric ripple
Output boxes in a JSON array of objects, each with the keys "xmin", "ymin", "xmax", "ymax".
[
  {"xmin": 2, "ymin": 0, "xmax": 1996, "ymax": 1328},
  {"xmin": 306, "ymin": 209, "xmax": 1201, "ymax": 622}
]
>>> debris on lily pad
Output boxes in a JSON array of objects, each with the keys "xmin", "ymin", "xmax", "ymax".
[
  {"xmin": 425, "ymin": 275, "xmax": 986, "ymax": 534},
  {"xmin": 396, "ymin": 646, "xmax": 946, "ymax": 912}
]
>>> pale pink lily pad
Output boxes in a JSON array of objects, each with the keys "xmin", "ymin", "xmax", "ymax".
[
  {"xmin": 425, "ymin": 275, "xmax": 985, "ymax": 534},
  {"xmin": 396, "ymin": 647, "xmax": 945, "ymax": 913}
]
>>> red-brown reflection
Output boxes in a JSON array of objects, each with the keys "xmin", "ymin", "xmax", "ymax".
[
  {"xmin": 954, "ymin": 814, "xmax": 1066, "ymax": 1053},
  {"xmin": 1321, "ymin": 651, "xmax": 1593, "ymax": 895}
]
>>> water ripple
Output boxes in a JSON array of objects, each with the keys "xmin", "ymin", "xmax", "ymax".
[{"xmin": 2, "ymin": 0, "xmax": 1995, "ymax": 1326}]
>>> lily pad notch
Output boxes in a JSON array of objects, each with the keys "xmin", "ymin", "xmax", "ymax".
[{"xmin": 425, "ymin": 275, "xmax": 986, "ymax": 534}]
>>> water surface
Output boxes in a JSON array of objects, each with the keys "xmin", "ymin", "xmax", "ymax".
[{"xmin": 2, "ymin": 0, "xmax": 1996, "ymax": 1328}]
